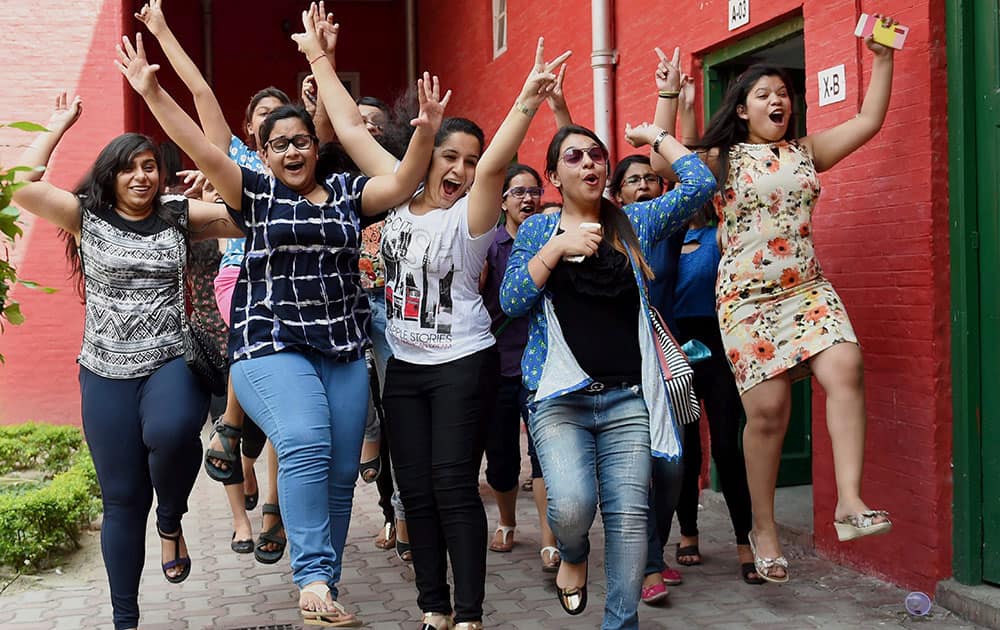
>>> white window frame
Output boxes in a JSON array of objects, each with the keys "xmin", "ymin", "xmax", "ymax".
[{"xmin": 492, "ymin": 0, "xmax": 507, "ymax": 58}]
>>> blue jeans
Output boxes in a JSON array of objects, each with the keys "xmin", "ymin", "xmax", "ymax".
[
  {"xmin": 231, "ymin": 351, "xmax": 368, "ymax": 596},
  {"xmin": 80, "ymin": 358, "xmax": 208, "ymax": 630},
  {"xmin": 645, "ymin": 456, "xmax": 683, "ymax": 576},
  {"xmin": 530, "ymin": 386, "xmax": 651, "ymax": 630}
]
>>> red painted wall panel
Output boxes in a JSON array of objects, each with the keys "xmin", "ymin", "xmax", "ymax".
[{"xmin": 417, "ymin": 0, "xmax": 953, "ymax": 592}]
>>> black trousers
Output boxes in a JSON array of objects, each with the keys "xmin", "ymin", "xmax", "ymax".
[
  {"xmin": 675, "ymin": 316, "xmax": 753, "ymax": 546},
  {"xmin": 383, "ymin": 347, "xmax": 499, "ymax": 622},
  {"xmin": 486, "ymin": 375, "xmax": 526, "ymax": 493}
]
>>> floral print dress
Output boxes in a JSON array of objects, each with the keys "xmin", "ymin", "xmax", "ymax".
[{"xmin": 714, "ymin": 140, "xmax": 857, "ymax": 394}]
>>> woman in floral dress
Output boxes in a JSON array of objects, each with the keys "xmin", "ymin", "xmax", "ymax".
[{"xmin": 686, "ymin": 20, "xmax": 899, "ymax": 582}]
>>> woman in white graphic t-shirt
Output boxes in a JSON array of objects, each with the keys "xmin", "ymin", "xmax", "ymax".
[{"xmin": 379, "ymin": 38, "xmax": 570, "ymax": 630}]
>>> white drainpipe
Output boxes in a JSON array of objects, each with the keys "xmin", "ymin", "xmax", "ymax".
[{"xmin": 591, "ymin": 0, "xmax": 616, "ymax": 161}]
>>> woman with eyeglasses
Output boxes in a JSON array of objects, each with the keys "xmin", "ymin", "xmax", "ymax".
[
  {"xmin": 479, "ymin": 164, "xmax": 559, "ymax": 571},
  {"xmin": 119, "ymin": 2, "xmax": 450, "ymax": 622},
  {"xmin": 379, "ymin": 38, "xmax": 568, "ymax": 630},
  {"xmin": 500, "ymin": 113, "xmax": 715, "ymax": 627}
]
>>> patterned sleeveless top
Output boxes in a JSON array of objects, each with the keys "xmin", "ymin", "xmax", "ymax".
[{"xmin": 77, "ymin": 197, "xmax": 189, "ymax": 379}]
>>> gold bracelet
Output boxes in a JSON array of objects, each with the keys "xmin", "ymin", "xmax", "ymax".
[
  {"xmin": 658, "ymin": 90, "xmax": 680, "ymax": 99},
  {"xmin": 308, "ymin": 53, "xmax": 326, "ymax": 66},
  {"xmin": 536, "ymin": 253, "xmax": 553, "ymax": 271},
  {"xmin": 514, "ymin": 101, "xmax": 536, "ymax": 117}
]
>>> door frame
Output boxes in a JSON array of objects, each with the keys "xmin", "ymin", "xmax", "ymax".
[
  {"xmin": 701, "ymin": 16, "xmax": 813, "ymax": 488},
  {"xmin": 947, "ymin": 0, "xmax": 983, "ymax": 586}
]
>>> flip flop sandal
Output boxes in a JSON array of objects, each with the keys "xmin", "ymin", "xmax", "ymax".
[
  {"xmin": 488, "ymin": 524, "xmax": 515, "ymax": 553},
  {"xmin": 675, "ymin": 543, "xmax": 702, "ymax": 566},
  {"xmin": 374, "ymin": 522, "xmax": 396, "ymax": 550},
  {"xmin": 204, "ymin": 420, "xmax": 243, "ymax": 484},
  {"xmin": 157, "ymin": 526, "xmax": 191, "ymax": 584},
  {"xmin": 300, "ymin": 583, "xmax": 362, "ymax": 627},
  {"xmin": 540, "ymin": 546, "xmax": 560, "ymax": 573},
  {"xmin": 254, "ymin": 503, "xmax": 287, "ymax": 564},
  {"xmin": 231, "ymin": 531, "xmax": 254, "ymax": 554},
  {"xmin": 741, "ymin": 562, "xmax": 766, "ymax": 585},
  {"xmin": 358, "ymin": 456, "xmax": 381, "ymax": 484},
  {"xmin": 396, "ymin": 538, "xmax": 413, "ymax": 562},
  {"xmin": 834, "ymin": 510, "xmax": 892, "ymax": 542}
]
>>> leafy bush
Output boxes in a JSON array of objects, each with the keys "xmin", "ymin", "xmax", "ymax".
[{"xmin": 0, "ymin": 424, "xmax": 100, "ymax": 570}]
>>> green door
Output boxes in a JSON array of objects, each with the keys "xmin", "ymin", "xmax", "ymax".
[
  {"xmin": 703, "ymin": 20, "xmax": 812, "ymax": 487},
  {"xmin": 975, "ymin": 0, "xmax": 1000, "ymax": 585}
]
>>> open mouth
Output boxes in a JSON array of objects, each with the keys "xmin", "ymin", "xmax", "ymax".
[
  {"xmin": 635, "ymin": 192, "xmax": 654, "ymax": 202},
  {"xmin": 582, "ymin": 173, "xmax": 600, "ymax": 186},
  {"xmin": 285, "ymin": 161, "xmax": 305, "ymax": 174},
  {"xmin": 442, "ymin": 179, "xmax": 461, "ymax": 197},
  {"xmin": 130, "ymin": 186, "xmax": 151, "ymax": 195},
  {"xmin": 768, "ymin": 110, "xmax": 785, "ymax": 125},
  {"xmin": 519, "ymin": 203, "xmax": 537, "ymax": 214}
]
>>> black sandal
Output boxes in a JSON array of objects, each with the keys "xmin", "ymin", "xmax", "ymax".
[
  {"xmin": 676, "ymin": 543, "xmax": 702, "ymax": 566},
  {"xmin": 396, "ymin": 538, "xmax": 413, "ymax": 562},
  {"xmin": 254, "ymin": 503, "xmax": 286, "ymax": 564},
  {"xmin": 157, "ymin": 526, "xmax": 191, "ymax": 584},
  {"xmin": 231, "ymin": 531, "xmax": 253, "ymax": 554},
  {"xmin": 741, "ymin": 562, "xmax": 766, "ymax": 585},
  {"xmin": 204, "ymin": 419, "xmax": 243, "ymax": 484},
  {"xmin": 358, "ymin": 456, "xmax": 381, "ymax": 484},
  {"xmin": 244, "ymin": 465, "xmax": 259, "ymax": 510}
]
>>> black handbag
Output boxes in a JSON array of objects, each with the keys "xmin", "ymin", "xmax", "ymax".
[{"xmin": 177, "ymin": 253, "xmax": 228, "ymax": 397}]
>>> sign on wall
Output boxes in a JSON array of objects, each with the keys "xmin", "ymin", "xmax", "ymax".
[
  {"xmin": 728, "ymin": 0, "xmax": 749, "ymax": 31},
  {"xmin": 817, "ymin": 64, "xmax": 847, "ymax": 106}
]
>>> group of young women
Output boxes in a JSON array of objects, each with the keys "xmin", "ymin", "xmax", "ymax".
[{"xmin": 10, "ymin": 0, "xmax": 901, "ymax": 626}]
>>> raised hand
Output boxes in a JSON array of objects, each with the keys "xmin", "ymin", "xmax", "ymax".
[
  {"xmin": 545, "ymin": 62, "xmax": 569, "ymax": 112},
  {"xmin": 624, "ymin": 122, "xmax": 664, "ymax": 148},
  {"xmin": 115, "ymin": 33, "xmax": 162, "ymax": 97},
  {"xmin": 410, "ymin": 72, "xmax": 452, "ymax": 133},
  {"xmin": 312, "ymin": 1, "xmax": 340, "ymax": 64},
  {"xmin": 134, "ymin": 0, "xmax": 167, "ymax": 37},
  {"xmin": 865, "ymin": 14, "xmax": 898, "ymax": 58},
  {"xmin": 518, "ymin": 37, "xmax": 572, "ymax": 111},
  {"xmin": 654, "ymin": 46, "xmax": 682, "ymax": 92},
  {"xmin": 178, "ymin": 169, "xmax": 207, "ymax": 198},
  {"xmin": 301, "ymin": 74, "xmax": 318, "ymax": 115},
  {"xmin": 678, "ymin": 74, "xmax": 696, "ymax": 110},
  {"xmin": 46, "ymin": 92, "xmax": 83, "ymax": 132},
  {"xmin": 290, "ymin": 3, "xmax": 324, "ymax": 61}
]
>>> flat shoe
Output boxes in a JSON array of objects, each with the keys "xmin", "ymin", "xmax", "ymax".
[
  {"xmin": 488, "ymin": 524, "xmax": 515, "ymax": 553},
  {"xmin": 231, "ymin": 531, "xmax": 253, "ymax": 554},
  {"xmin": 641, "ymin": 580, "xmax": 669, "ymax": 605},
  {"xmin": 556, "ymin": 561, "xmax": 588, "ymax": 615},
  {"xmin": 834, "ymin": 510, "xmax": 892, "ymax": 542},
  {"xmin": 420, "ymin": 611, "xmax": 454, "ymax": 630},
  {"xmin": 358, "ymin": 456, "xmax": 381, "ymax": 484},
  {"xmin": 661, "ymin": 566, "xmax": 683, "ymax": 586},
  {"xmin": 748, "ymin": 531, "xmax": 789, "ymax": 584}
]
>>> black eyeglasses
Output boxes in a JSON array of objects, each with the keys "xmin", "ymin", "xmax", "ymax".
[
  {"xmin": 623, "ymin": 174, "xmax": 662, "ymax": 187},
  {"xmin": 264, "ymin": 134, "xmax": 317, "ymax": 153},
  {"xmin": 504, "ymin": 186, "xmax": 544, "ymax": 199},
  {"xmin": 561, "ymin": 146, "xmax": 608, "ymax": 167}
]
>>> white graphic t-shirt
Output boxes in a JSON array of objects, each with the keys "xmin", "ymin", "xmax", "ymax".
[{"xmin": 380, "ymin": 195, "xmax": 495, "ymax": 365}]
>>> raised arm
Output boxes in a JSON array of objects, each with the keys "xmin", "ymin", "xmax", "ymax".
[
  {"xmin": 467, "ymin": 37, "xmax": 571, "ymax": 237},
  {"xmin": 295, "ymin": 3, "xmax": 396, "ymax": 175},
  {"xmin": 801, "ymin": 17, "xmax": 896, "ymax": 172},
  {"xmin": 678, "ymin": 74, "xmax": 698, "ymax": 145},
  {"xmin": 545, "ymin": 63, "xmax": 573, "ymax": 129},
  {"xmin": 188, "ymin": 199, "xmax": 244, "ymax": 240},
  {"xmin": 15, "ymin": 92, "xmax": 83, "ymax": 183},
  {"xmin": 10, "ymin": 95, "xmax": 85, "ymax": 235},
  {"xmin": 135, "ymin": 0, "xmax": 231, "ymax": 152},
  {"xmin": 649, "ymin": 46, "xmax": 682, "ymax": 178},
  {"xmin": 302, "ymin": 74, "xmax": 335, "ymax": 144},
  {"xmin": 117, "ymin": 33, "xmax": 242, "ymax": 209},
  {"xmin": 625, "ymin": 121, "xmax": 717, "ymax": 240}
]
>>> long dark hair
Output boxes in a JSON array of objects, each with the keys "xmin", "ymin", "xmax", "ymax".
[
  {"xmin": 64, "ymin": 133, "xmax": 182, "ymax": 298},
  {"xmin": 545, "ymin": 125, "xmax": 654, "ymax": 280},
  {"xmin": 244, "ymin": 86, "xmax": 291, "ymax": 150},
  {"xmin": 694, "ymin": 65, "xmax": 797, "ymax": 188}
]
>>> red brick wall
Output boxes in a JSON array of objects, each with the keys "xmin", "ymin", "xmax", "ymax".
[
  {"xmin": 418, "ymin": 0, "xmax": 952, "ymax": 591},
  {"xmin": 0, "ymin": 0, "xmax": 130, "ymax": 426}
]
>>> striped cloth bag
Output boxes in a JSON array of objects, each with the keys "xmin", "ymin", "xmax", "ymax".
[{"xmin": 648, "ymin": 307, "xmax": 702, "ymax": 425}]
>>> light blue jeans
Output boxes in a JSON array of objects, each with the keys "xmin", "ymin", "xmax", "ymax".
[
  {"xmin": 231, "ymin": 351, "xmax": 368, "ymax": 596},
  {"xmin": 530, "ymin": 385, "xmax": 651, "ymax": 630}
]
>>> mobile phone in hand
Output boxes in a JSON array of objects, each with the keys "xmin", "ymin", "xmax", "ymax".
[{"xmin": 854, "ymin": 13, "xmax": 908, "ymax": 50}]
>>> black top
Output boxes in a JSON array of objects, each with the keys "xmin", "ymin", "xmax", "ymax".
[{"xmin": 548, "ymin": 235, "xmax": 642, "ymax": 383}]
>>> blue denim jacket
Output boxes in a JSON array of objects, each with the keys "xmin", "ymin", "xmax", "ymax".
[{"xmin": 499, "ymin": 154, "xmax": 716, "ymax": 459}]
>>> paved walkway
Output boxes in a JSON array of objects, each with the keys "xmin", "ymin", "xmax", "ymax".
[{"xmin": 0, "ymin": 430, "xmax": 983, "ymax": 629}]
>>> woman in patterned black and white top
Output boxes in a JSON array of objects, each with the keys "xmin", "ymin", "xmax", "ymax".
[
  {"xmin": 12, "ymin": 97, "xmax": 243, "ymax": 630},
  {"xmin": 118, "ymin": 4, "xmax": 449, "ymax": 624}
]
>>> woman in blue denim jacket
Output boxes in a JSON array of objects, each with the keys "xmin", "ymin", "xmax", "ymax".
[{"xmin": 499, "ymin": 121, "xmax": 715, "ymax": 630}]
